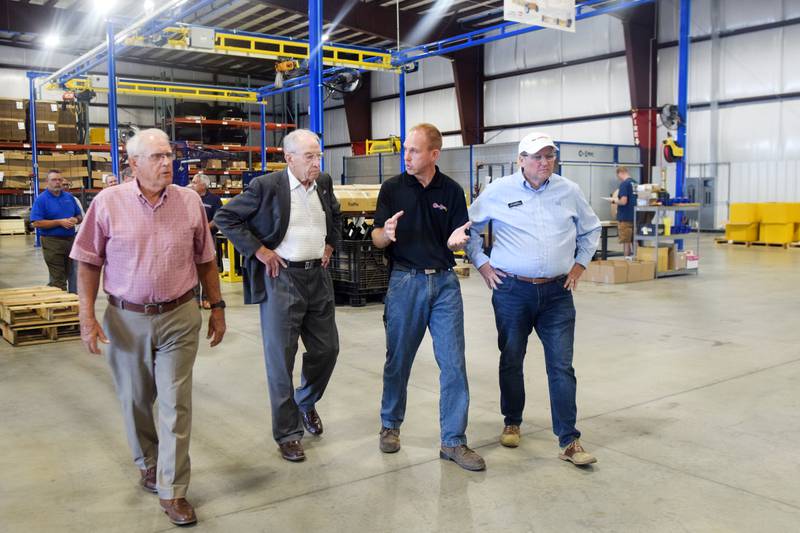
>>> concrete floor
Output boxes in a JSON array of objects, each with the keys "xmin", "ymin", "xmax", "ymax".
[{"xmin": 1, "ymin": 234, "xmax": 799, "ymax": 532}]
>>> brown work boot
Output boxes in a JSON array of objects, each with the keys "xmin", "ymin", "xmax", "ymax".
[
  {"xmin": 159, "ymin": 498, "xmax": 197, "ymax": 526},
  {"xmin": 139, "ymin": 466, "xmax": 157, "ymax": 493},
  {"xmin": 439, "ymin": 444, "xmax": 486, "ymax": 471},
  {"xmin": 559, "ymin": 439, "xmax": 597, "ymax": 466},
  {"xmin": 379, "ymin": 427, "xmax": 401, "ymax": 453},
  {"xmin": 500, "ymin": 425, "xmax": 521, "ymax": 448}
]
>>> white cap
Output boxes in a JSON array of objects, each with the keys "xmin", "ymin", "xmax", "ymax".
[{"xmin": 518, "ymin": 132, "xmax": 558, "ymax": 155}]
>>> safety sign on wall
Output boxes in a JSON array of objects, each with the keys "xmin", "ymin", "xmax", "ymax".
[{"xmin": 504, "ymin": 0, "xmax": 576, "ymax": 33}]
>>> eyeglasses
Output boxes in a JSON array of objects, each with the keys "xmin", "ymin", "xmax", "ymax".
[
  {"xmin": 291, "ymin": 152, "xmax": 324, "ymax": 162},
  {"xmin": 140, "ymin": 152, "xmax": 176, "ymax": 163},
  {"xmin": 522, "ymin": 153, "xmax": 556, "ymax": 162}
]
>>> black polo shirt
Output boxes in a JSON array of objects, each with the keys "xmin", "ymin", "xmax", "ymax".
[{"xmin": 374, "ymin": 167, "xmax": 468, "ymax": 269}]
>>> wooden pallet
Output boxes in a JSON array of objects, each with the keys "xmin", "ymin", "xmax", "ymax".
[
  {"xmin": 0, "ymin": 320, "xmax": 81, "ymax": 346},
  {"xmin": 0, "ymin": 287, "xmax": 79, "ymax": 326},
  {"xmin": 715, "ymin": 239, "xmax": 792, "ymax": 249}
]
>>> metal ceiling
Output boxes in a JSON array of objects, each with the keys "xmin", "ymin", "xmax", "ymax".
[{"xmin": 0, "ymin": 0, "xmax": 505, "ymax": 82}]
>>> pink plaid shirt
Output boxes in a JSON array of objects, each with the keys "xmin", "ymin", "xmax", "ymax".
[{"xmin": 70, "ymin": 180, "xmax": 216, "ymax": 304}]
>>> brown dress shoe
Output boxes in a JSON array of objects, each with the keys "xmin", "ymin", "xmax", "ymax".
[
  {"xmin": 278, "ymin": 440, "xmax": 306, "ymax": 462},
  {"xmin": 139, "ymin": 466, "xmax": 157, "ymax": 494},
  {"xmin": 379, "ymin": 427, "xmax": 400, "ymax": 453},
  {"xmin": 302, "ymin": 408, "xmax": 323, "ymax": 436},
  {"xmin": 159, "ymin": 498, "xmax": 197, "ymax": 526}
]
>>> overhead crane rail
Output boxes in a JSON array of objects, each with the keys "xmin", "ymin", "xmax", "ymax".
[{"xmin": 124, "ymin": 25, "xmax": 396, "ymax": 72}]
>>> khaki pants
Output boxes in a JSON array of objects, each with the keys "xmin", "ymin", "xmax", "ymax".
[
  {"xmin": 40, "ymin": 236, "xmax": 75, "ymax": 292},
  {"xmin": 104, "ymin": 300, "xmax": 202, "ymax": 499}
]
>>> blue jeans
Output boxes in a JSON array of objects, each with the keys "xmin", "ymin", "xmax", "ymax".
[
  {"xmin": 492, "ymin": 276, "xmax": 580, "ymax": 448},
  {"xmin": 381, "ymin": 269, "xmax": 469, "ymax": 447}
]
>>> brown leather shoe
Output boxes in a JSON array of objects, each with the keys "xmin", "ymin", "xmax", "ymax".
[
  {"xmin": 159, "ymin": 498, "xmax": 197, "ymax": 526},
  {"xmin": 559, "ymin": 439, "xmax": 597, "ymax": 466},
  {"xmin": 500, "ymin": 425, "xmax": 521, "ymax": 448},
  {"xmin": 302, "ymin": 408, "xmax": 323, "ymax": 436},
  {"xmin": 139, "ymin": 466, "xmax": 157, "ymax": 493},
  {"xmin": 278, "ymin": 440, "xmax": 306, "ymax": 462},
  {"xmin": 379, "ymin": 427, "xmax": 400, "ymax": 453}
]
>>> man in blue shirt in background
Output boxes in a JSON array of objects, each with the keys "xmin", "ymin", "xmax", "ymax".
[
  {"xmin": 30, "ymin": 169, "xmax": 83, "ymax": 293},
  {"xmin": 464, "ymin": 132, "xmax": 600, "ymax": 466},
  {"xmin": 612, "ymin": 166, "xmax": 636, "ymax": 258}
]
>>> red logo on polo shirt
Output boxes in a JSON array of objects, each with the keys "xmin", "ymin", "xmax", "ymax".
[{"xmin": 432, "ymin": 202, "xmax": 448, "ymax": 212}]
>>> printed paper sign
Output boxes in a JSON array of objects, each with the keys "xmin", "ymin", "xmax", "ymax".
[
  {"xmin": 16, "ymin": 101, "xmax": 23, "ymax": 109},
  {"xmin": 51, "ymin": 103, "xmax": 58, "ymax": 112},
  {"xmin": 504, "ymin": 0, "xmax": 576, "ymax": 32}
]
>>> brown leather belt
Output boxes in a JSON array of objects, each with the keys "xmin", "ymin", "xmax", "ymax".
[
  {"xmin": 108, "ymin": 289, "xmax": 195, "ymax": 315},
  {"xmin": 510, "ymin": 274, "xmax": 566, "ymax": 285}
]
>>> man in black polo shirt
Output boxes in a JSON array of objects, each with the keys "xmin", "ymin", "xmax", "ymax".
[{"xmin": 372, "ymin": 123, "xmax": 484, "ymax": 472}]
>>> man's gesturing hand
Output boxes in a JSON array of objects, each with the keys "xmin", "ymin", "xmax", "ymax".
[
  {"xmin": 256, "ymin": 246, "xmax": 287, "ymax": 278},
  {"xmin": 477, "ymin": 263, "xmax": 506, "ymax": 290},
  {"xmin": 383, "ymin": 210, "xmax": 404, "ymax": 242},
  {"xmin": 447, "ymin": 221, "xmax": 472, "ymax": 250}
]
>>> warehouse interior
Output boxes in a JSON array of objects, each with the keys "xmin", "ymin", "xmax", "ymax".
[{"xmin": 1, "ymin": 0, "xmax": 800, "ymax": 531}]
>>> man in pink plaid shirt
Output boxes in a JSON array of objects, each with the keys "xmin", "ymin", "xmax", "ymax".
[{"xmin": 70, "ymin": 128, "xmax": 226, "ymax": 526}]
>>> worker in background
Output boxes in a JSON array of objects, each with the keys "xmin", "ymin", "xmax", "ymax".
[
  {"xmin": 30, "ymin": 169, "xmax": 82, "ymax": 294},
  {"xmin": 464, "ymin": 131, "xmax": 601, "ymax": 466},
  {"xmin": 105, "ymin": 173, "xmax": 118, "ymax": 187},
  {"xmin": 612, "ymin": 166, "xmax": 636, "ymax": 258},
  {"xmin": 70, "ymin": 128, "xmax": 226, "ymax": 527},
  {"xmin": 61, "ymin": 180, "xmax": 85, "ymax": 294},
  {"xmin": 191, "ymin": 172, "xmax": 222, "ymax": 231},
  {"xmin": 372, "ymin": 123, "xmax": 485, "ymax": 472},
  {"xmin": 120, "ymin": 166, "xmax": 134, "ymax": 183},
  {"xmin": 214, "ymin": 129, "xmax": 341, "ymax": 464}
]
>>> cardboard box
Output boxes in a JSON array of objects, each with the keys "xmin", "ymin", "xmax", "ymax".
[
  {"xmin": 206, "ymin": 159, "xmax": 223, "ymax": 169},
  {"xmin": 231, "ymin": 160, "xmax": 248, "ymax": 169},
  {"xmin": 58, "ymin": 124, "xmax": 79, "ymax": 144},
  {"xmin": 626, "ymin": 260, "xmax": 656, "ymax": 282},
  {"xmin": 57, "ymin": 107, "xmax": 78, "ymax": 126},
  {"xmin": 30, "ymin": 101, "xmax": 60, "ymax": 123},
  {"xmin": 675, "ymin": 252, "xmax": 688, "ymax": 270},
  {"xmin": 686, "ymin": 253, "xmax": 699, "ymax": 269},
  {"xmin": 0, "ymin": 98, "xmax": 27, "ymax": 120},
  {"xmin": 584, "ymin": 260, "xmax": 629, "ymax": 284},
  {"xmin": 636, "ymin": 245, "xmax": 671, "ymax": 273},
  {"xmin": 0, "ymin": 119, "xmax": 27, "ymax": 141},
  {"xmin": 33, "ymin": 121, "xmax": 59, "ymax": 143},
  {"xmin": 0, "ymin": 175, "xmax": 29, "ymax": 188}
]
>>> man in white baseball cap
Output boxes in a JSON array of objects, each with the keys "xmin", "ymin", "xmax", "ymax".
[{"xmin": 459, "ymin": 130, "xmax": 601, "ymax": 466}]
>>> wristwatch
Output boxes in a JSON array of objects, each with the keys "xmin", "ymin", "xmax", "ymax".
[{"xmin": 208, "ymin": 300, "xmax": 226, "ymax": 310}]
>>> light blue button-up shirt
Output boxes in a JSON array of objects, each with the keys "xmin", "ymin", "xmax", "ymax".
[{"xmin": 466, "ymin": 171, "xmax": 600, "ymax": 278}]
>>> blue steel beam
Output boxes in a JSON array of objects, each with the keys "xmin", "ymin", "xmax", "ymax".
[
  {"xmin": 107, "ymin": 21, "xmax": 121, "ymax": 178},
  {"xmin": 27, "ymin": 72, "xmax": 41, "ymax": 248},
  {"xmin": 260, "ymin": 100, "xmax": 268, "ymax": 172},
  {"xmin": 309, "ymin": 0, "xmax": 324, "ymax": 165},
  {"xmin": 393, "ymin": 0, "xmax": 655, "ymax": 65},
  {"xmin": 399, "ymin": 69, "xmax": 406, "ymax": 173},
  {"xmin": 676, "ymin": 0, "xmax": 691, "ymax": 198}
]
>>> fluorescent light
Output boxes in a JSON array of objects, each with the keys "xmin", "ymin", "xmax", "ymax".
[
  {"xmin": 94, "ymin": 0, "xmax": 116, "ymax": 15},
  {"xmin": 144, "ymin": 0, "xmax": 155, "ymax": 13},
  {"xmin": 321, "ymin": 34, "xmax": 330, "ymax": 42},
  {"xmin": 43, "ymin": 33, "xmax": 60, "ymax": 48}
]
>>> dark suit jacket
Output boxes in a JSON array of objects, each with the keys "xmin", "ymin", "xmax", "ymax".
[{"xmin": 214, "ymin": 170, "xmax": 342, "ymax": 304}]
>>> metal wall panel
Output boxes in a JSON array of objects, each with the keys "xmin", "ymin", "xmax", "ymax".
[
  {"xmin": 324, "ymin": 146, "xmax": 351, "ymax": 184},
  {"xmin": 783, "ymin": 25, "xmax": 800, "ymax": 93},
  {"xmin": 720, "ymin": 31, "xmax": 782, "ymax": 100},
  {"xmin": 323, "ymin": 107, "xmax": 350, "ymax": 146},
  {"xmin": 518, "ymin": 69, "xmax": 563, "ymax": 123},
  {"xmin": 658, "ymin": 0, "xmax": 713, "ymax": 42}
]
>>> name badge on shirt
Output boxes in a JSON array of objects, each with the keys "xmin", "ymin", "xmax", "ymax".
[{"xmin": 508, "ymin": 200, "xmax": 523, "ymax": 208}]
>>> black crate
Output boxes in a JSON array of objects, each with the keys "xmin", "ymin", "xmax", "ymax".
[{"xmin": 330, "ymin": 239, "xmax": 389, "ymax": 297}]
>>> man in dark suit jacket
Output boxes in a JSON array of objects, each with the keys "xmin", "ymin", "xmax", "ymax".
[{"xmin": 215, "ymin": 129, "xmax": 342, "ymax": 462}]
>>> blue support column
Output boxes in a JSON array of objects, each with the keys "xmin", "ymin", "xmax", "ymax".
[
  {"xmin": 27, "ymin": 73, "xmax": 41, "ymax": 247},
  {"xmin": 259, "ymin": 99, "xmax": 267, "ymax": 173},
  {"xmin": 468, "ymin": 144, "xmax": 474, "ymax": 202},
  {"xmin": 676, "ymin": 0, "xmax": 691, "ymax": 198},
  {"xmin": 308, "ymin": 0, "xmax": 324, "ymax": 169},
  {"xmin": 399, "ymin": 68, "xmax": 406, "ymax": 173},
  {"xmin": 107, "ymin": 21, "xmax": 120, "ymax": 177}
]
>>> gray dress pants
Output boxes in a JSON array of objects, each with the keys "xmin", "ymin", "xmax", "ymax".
[
  {"xmin": 104, "ymin": 299, "xmax": 201, "ymax": 499},
  {"xmin": 258, "ymin": 265, "xmax": 339, "ymax": 443}
]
